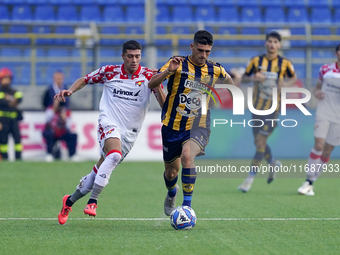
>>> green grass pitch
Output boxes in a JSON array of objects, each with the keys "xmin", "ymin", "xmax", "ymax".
[{"xmin": 0, "ymin": 160, "xmax": 339, "ymax": 255}]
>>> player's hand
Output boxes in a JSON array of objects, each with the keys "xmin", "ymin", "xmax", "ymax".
[
  {"xmin": 314, "ymin": 89, "xmax": 325, "ymax": 100},
  {"xmin": 168, "ymin": 57, "xmax": 183, "ymax": 73},
  {"xmin": 254, "ymin": 72, "xmax": 266, "ymax": 82},
  {"xmin": 54, "ymin": 90, "xmax": 73, "ymax": 102}
]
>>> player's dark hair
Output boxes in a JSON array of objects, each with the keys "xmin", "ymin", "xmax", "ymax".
[
  {"xmin": 193, "ymin": 30, "xmax": 213, "ymax": 46},
  {"xmin": 266, "ymin": 31, "xmax": 281, "ymax": 42},
  {"xmin": 336, "ymin": 44, "xmax": 340, "ymax": 52},
  {"xmin": 122, "ymin": 40, "xmax": 142, "ymax": 54}
]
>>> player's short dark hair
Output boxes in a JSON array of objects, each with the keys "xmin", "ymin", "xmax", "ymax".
[
  {"xmin": 122, "ymin": 40, "xmax": 142, "ymax": 54},
  {"xmin": 193, "ymin": 30, "xmax": 214, "ymax": 46},
  {"xmin": 266, "ymin": 31, "xmax": 281, "ymax": 42},
  {"xmin": 336, "ymin": 44, "xmax": 340, "ymax": 52}
]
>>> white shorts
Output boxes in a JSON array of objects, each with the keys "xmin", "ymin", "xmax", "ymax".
[
  {"xmin": 97, "ymin": 122, "xmax": 134, "ymax": 162},
  {"xmin": 314, "ymin": 117, "xmax": 340, "ymax": 146}
]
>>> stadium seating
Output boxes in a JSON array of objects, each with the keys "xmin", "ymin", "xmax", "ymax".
[
  {"xmin": 8, "ymin": 25, "xmax": 30, "ymax": 45},
  {"xmin": 238, "ymin": 0, "xmax": 258, "ymax": 6},
  {"xmin": 103, "ymin": 6, "xmax": 125, "ymax": 22},
  {"xmin": 156, "ymin": 5, "xmax": 170, "ymax": 22},
  {"xmin": 310, "ymin": 7, "xmax": 332, "ymax": 24},
  {"xmin": 189, "ymin": 0, "xmax": 211, "ymax": 5},
  {"xmin": 217, "ymin": 6, "xmax": 239, "ymax": 22},
  {"xmin": 289, "ymin": 27, "xmax": 307, "ymax": 47},
  {"xmin": 287, "ymin": 7, "xmax": 308, "ymax": 23},
  {"xmin": 215, "ymin": 26, "xmax": 238, "ymax": 46},
  {"xmin": 293, "ymin": 64, "xmax": 306, "ymax": 79},
  {"xmin": 195, "ymin": 6, "xmax": 216, "ymax": 22},
  {"xmin": 100, "ymin": 26, "xmax": 124, "ymax": 46},
  {"xmin": 312, "ymin": 49, "xmax": 334, "ymax": 59},
  {"xmin": 284, "ymin": 49, "xmax": 306, "ymax": 58},
  {"xmin": 0, "ymin": 47, "xmax": 30, "ymax": 57},
  {"xmin": 172, "ymin": 26, "xmax": 192, "ymax": 46},
  {"xmin": 80, "ymin": 6, "xmax": 102, "ymax": 22},
  {"xmin": 73, "ymin": 0, "xmax": 97, "ymax": 5},
  {"xmin": 34, "ymin": 5, "xmax": 56, "ymax": 21},
  {"xmin": 172, "ymin": 6, "xmax": 193, "ymax": 22},
  {"xmin": 11, "ymin": 5, "xmax": 32, "ymax": 20},
  {"xmin": 49, "ymin": 0, "xmax": 71, "ymax": 5},
  {"xmin": 240, "ymin": 27, "xmax": 262, "ymax": 46},
  {"xmin": 311, "ymin": 27, "xmax": 333, "ymax": 47},
  {"xmin": 264, "ymin": 7, "xmax": 286, "ymax": 23},
  {"xmin": 33, "ymin": 25, "xmax": 53, "ymax": 45},
  {"xmin": 155, "ymin": 26, "xmax": 172, "ymax": 46},
  {"xmin": 124, "ymin": 26, "xmax": 145, "ymax": 45},
  {"xmin": 308, "ymin": 0, "xmax": 329, "ymax": 7},
  {"xmin": 260, "ymin": 0, "xmax": 282, "ymax": 6},
  {"xmin": 283, "ymin": 0, "xmax": 305, "ymax": 6},
  {"xmin": 213, "ymin": 0, "xmax": 236, "ymax": 6},
  {"xmin": 26, "ymin": 0, "xmax": 48, "ymax": 5},
  {"xmin": 2, "ymin": 0, "xmax": 25, "ymax": 4},
  {"xmin": 54, "ymin": 26, "xmax": 76, "ymax": 46},
  {"xmin": 57, "ymin": 5, "xmax": 79, "ymax": 21},
  {"xmin": 334, "ymin": 8, "xmax": 340, "ymax": 23},
  {"xmin": 126, "ymin": 5, "xmax": 145, "ymax": 22},
  {"xmin": 241, "ymin": 7, "xmax": 262, "ymax": 23},
  {"xmin": 0, "ymin": 5, "xmax": 9, "ymax": 20}
]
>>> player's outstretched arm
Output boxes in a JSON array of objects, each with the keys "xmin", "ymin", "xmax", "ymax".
[
  {"xmin": 54, "ymin": 77, "xmax": 87, "ymax": 102},
  {"xmin": 313, "ymin": 79, "xmax": 325, "ymax": 100},
  {"xmin": 154, "ymin": 84, "xmax": 167, "ymax": 108},
  {"xmin": 148, "ymin": 57, "xmax": 183, "ymax": 89}
]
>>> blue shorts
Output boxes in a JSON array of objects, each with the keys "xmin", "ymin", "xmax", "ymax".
[
  {"xmin": 161, "ymin": 125, "xmax": 210, "ymax": 163},
  {"xmin": 252, "ymin": 112, "xmax": 279, "ymax": 136}
]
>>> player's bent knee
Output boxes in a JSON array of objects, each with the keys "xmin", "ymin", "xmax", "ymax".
[{"xmin": 95, "ymin": 150, "xmax": 122, "ymax": 187}]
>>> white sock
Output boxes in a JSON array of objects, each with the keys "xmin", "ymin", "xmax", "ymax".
[
  {"xmin": 94, "ymin": 151, "xmax": 122, "ymax": 187},
  {"xmin": 306, "ymin": 148, "xmax": 322, "ymax": 180},
  {"xmin": 311, "ymin": 155, "xmax": 330, "ymax": 182},
  {"xmin": 77, "ymin": 165, "xmax": 98, "ymax": 195}
]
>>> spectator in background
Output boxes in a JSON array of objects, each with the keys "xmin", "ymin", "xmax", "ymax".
[
  {"xmin": 0, "ymin": 67, "xmax": 23, "ymax": 160},
  {"xmin": 43, "ymin": 70, "xmax": 69, "ymax": 110},
  {"xmin": 42, "ymin": 99, "xmax": 77, "ymax": 162}
]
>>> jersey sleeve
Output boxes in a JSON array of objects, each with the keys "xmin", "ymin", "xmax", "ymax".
[
  {"xmin": 285, "ymin": 60, "xmax": 296, "ymax": 78},
  {"xmin": 244, "ymin": 57, "xmax": 257, "ymax": 76},
  {"xmin": 318, "ymin": 64, "xmax": 328, "ymax": 81},
  {"xmin": 84, "ymin": 65, "xmax": 117, "ymax": 84},
  {"xmin": 151, "ymin": 83, "xmax": 164, "ymax": 101},
  {"xmin": 218, "ymin": 65, "xmax": 230, "ymax": 82}
]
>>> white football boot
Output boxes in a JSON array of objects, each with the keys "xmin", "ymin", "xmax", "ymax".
[
  {"xmin": 298, "ymin": 181, "xmax": 315, "ymax": 196},
  {"xmin": 238, "ymin": 179, "xmax": 253, "ymax": 193},
  {"xmin": 164, "ymin": 184, "xmax": 179, "ymax": 216}
]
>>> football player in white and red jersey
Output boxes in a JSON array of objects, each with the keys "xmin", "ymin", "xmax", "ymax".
[
  {"xmin": 298, "ymin": 44, "xmax": 340, "ymax": 196},
  {"xmin": 55, "ymin": 40, "xmax": 165, "ymax": 224}
]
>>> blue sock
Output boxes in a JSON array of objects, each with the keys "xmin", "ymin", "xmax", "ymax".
[
  {"xmin": 164, "ymin": 172, "xmax": 178, "ymax": 197},
  {"xmin": 264, "ymin": 145, "xmax": 274, "ymax": 164},
  {"xmin": 181, "ymin": 168, "xmax": 196, "ymax": 207}
]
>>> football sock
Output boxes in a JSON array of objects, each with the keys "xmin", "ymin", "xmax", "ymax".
[
  {"xmin": 311, "ymin": 155, "xmax": 330, "ymax": 182},
  {"xmin": 67, "ymin": 190, "xmax": 85, "ymax": 207},
  {"xmin": 164, "ymin": 172, "xmax": 178, "ymax": 197},
  {"xmin": 89, "ymin": 183, "xmax": 103, "ymax": 202},
  {"xmin": 182, "ymin": 168, "xmax": 196, "ymax": 207},
  {"xmin": 87, "ymin": 198, "xmax": 97, "ymax": 205},
  {"xmin": 77, "ymin": 165, "xmax": 98, "ymax": 195},
  {"xmin": 306, "ymin": 148, "xmax": 322, "ymax": 181},
  {"xmin": 264, "ymin": 145, "xmax": 274, "ymax": 164},
  {"xmin": 248, "ymin": 149, "xmax": 265, "ymax": 178}
]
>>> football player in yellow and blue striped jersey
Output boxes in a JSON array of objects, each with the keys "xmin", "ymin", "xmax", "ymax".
[
  {"xmin": 149, "ymin": 30, "xmax": 234, "ymax": 215},
  {"xmin": 238, "ymin": 31, "xmax": 297, "ymax": 192}
]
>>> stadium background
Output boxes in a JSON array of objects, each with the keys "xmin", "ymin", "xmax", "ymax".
[{"xmin": 2, "ymin": 0, "xmax": 340, "ymax": 160}]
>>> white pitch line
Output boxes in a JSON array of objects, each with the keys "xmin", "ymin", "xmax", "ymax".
[{"xmin": 0, "ymin": 218, "xmax": 340, "ymax": 221}]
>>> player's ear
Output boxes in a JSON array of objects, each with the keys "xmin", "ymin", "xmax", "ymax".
[
  {"xmin": 121, "ymin": 53, "xmax": 124, "ymax": 59},
  {"xmin": 190, "ymin": 43, "xmax": 194, "ymax": 50}
]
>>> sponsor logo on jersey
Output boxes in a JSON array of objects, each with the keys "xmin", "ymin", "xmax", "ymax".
[{"xmin": 106, "ymin": 128, "xmax": 115, "ymax": 135}]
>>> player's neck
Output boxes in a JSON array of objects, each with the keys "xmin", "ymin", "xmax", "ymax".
[{"xmin": 265, "ymin": 52, "xmax": 278, "ymax": 60}]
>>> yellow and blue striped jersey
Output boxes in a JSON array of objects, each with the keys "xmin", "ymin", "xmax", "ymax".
[
  {"xmin": 160, "ymin": 55, "xmax": 229, "ymax": 131},
  {"xmin": 245, "ymin": 54, "xmax": 295, "ymax": 111}
]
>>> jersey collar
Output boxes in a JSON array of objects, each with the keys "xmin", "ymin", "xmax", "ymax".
[
  {"xmin": 121, "ymin": 64, "xmax": 142, "ymax": 78},
  {"xmin": 188, "ymin": 55, "xmax": 206, "ymax": 67}
]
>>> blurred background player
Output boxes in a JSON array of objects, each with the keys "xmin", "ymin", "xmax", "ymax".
[
  {"xmin": 238, "ymin": 31, "xmax": 297, "ymax": 192},
  {"xmin": 298, "ymin": 44, "xmax": 340, "ymax": 196},
  {"xmin": 0, "ymin": 67, "xmax": 23, "ymax": 160},
  {"xmin": 149, "ymin": 30, "xmax": 234, "ymax": 216},
  {"xmin": 42, "ymin": 99, "xmax": 77, "ymax": 162},
  {"xmin": 43, "ymin": 70, "xmax": 69, "ymax": 110},
  {"xmin": 55, "ymin": 40, "xmax": 165, "ymax": 225},
  {"xmin": 42, "ymin": 70, "xmax": 73, "ymax": 161}
]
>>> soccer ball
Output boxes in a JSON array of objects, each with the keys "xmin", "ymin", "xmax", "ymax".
[{"xmin": 170, "ymin": 206, "xmax": 196, "ymax": 230}]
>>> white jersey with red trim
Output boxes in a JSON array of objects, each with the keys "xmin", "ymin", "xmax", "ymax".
[
  {"xmin": 85, "ymin": 64, "xmax": 155, "ymax": 142},
  {"xmin": 316, "ymin": 62, "xmax": 340, "ymax": 123}
]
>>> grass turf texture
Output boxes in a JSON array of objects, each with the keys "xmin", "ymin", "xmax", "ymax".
[{"xmin": 0, "ymin": 160, "xmax": 339, "ymax": 255}]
